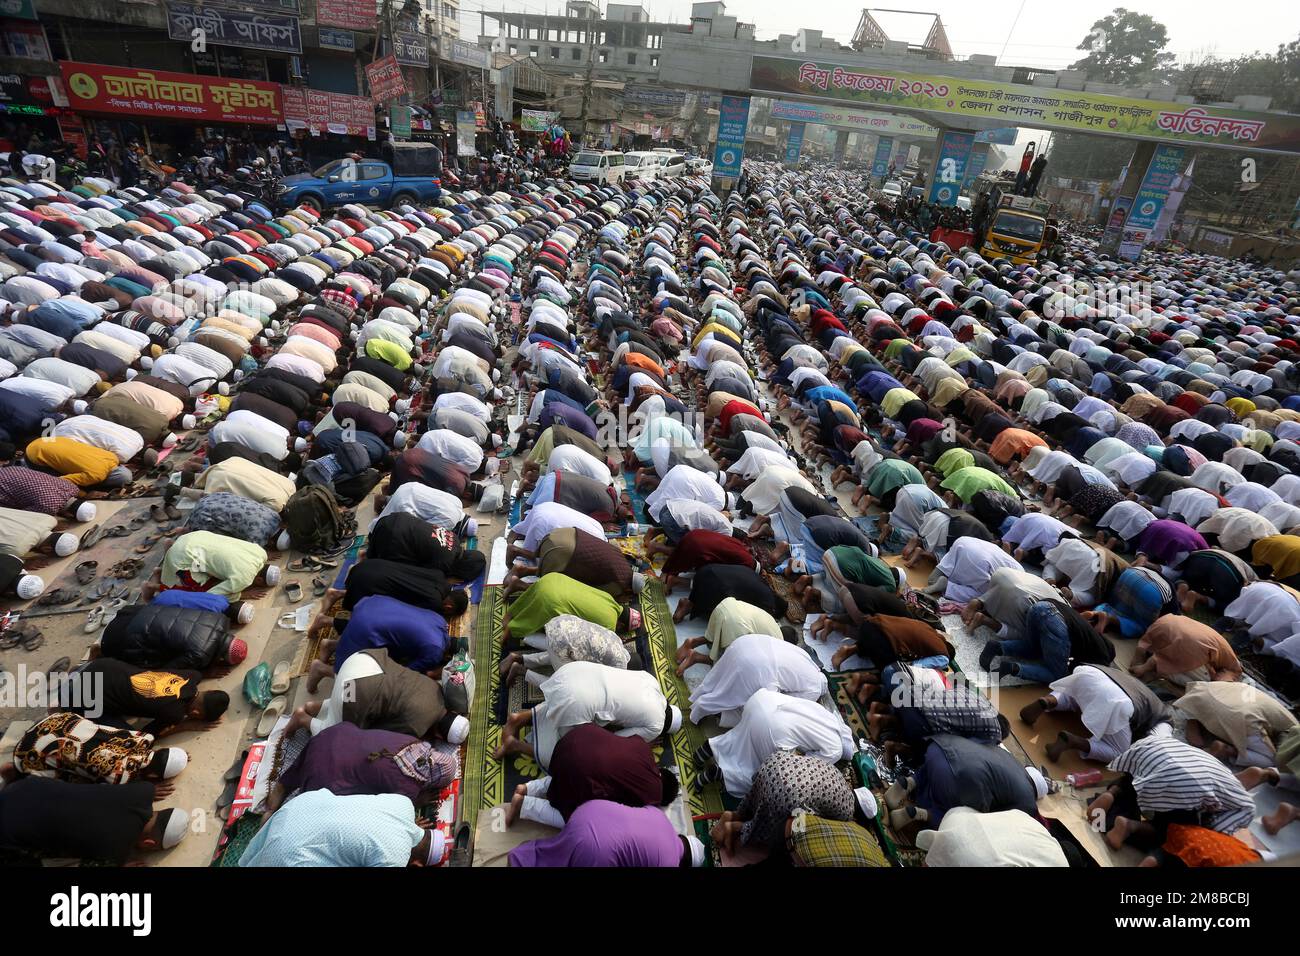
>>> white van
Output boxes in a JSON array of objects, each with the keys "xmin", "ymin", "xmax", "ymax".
[
  {"xmin": 623, "ymin": 151, "xmax": 661, "ymax": 182},
  {"xmin": 657, "ymin": 153, "xmax": 687, "ymax": 178},
  {"xmin": 569, "ymin": 150, "xmax": 626, "ymax": 184}
]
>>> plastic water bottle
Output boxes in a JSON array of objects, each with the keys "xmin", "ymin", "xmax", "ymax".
[{"xmin": 1066, "ymin": 769, "xmax": 1103, "ymax": 788}]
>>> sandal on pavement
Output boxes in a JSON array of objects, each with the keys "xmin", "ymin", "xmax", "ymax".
[
  {"xmin": 311, "ymin": 576, "xmax": 329, "ymax": 597},
  {"xmin": 47, "ymin": 656, "xmax": 71, "ymax": 675},
  {"xmin": 107, "ymin": 558, "xmax": 144, "ymax": 579},
  {"xmin": 271, "ymin": 661, "xmax": 292, "ymax": 695},
  {"xmin": 36, "ymin": 588, "xmax": 79, "ymax": 607},
  {"xmin": 20, "ymin": 629, "xmax": 45, "ymax": 652},
  {"xmin": 79, "ymin": 524, "xmax": 105, "ymax": 550},
  {"xmin": 284, "ymin": 581, "xmax": 303, "ymax": 602},
  {"xmin": 256, "ymin": 697, "xmax": 287, "ymax": 738},
  {"xmin": 74, "ymin": 561, "xmax": 98, "ymax": 585}
]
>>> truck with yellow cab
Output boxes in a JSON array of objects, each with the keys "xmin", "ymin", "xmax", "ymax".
[{"xmin": 976, "ymin": 188, "xmax": 1056, "ymax": 264}]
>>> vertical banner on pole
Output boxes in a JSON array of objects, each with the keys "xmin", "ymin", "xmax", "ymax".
[
  {"xmin": 871, "ymin": 136, "xmax": 893, "ymax": 179},
  {"xmin": 712, "ymin": 94, "xmax": 750, "ymax": 181},
  {"xmin": 831, "ymin": 129, "xmax": 849, "ymax": 164},
  {"xmin": 784, "ymin": 122, "xmax": 805, "ymax": 167},
  {"xmin": 928, "ymin": 130, "xmax": 975, "ymax": 206},
  {"xmin": 1118, "ymin": 144, "xmax": 1186, "ymax": 261},
  {"xmin": 962, "ymin": 143, "xmax": 990, "ymax": 188}
]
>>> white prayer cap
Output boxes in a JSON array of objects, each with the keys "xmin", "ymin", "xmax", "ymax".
[
  {"xmin": 72, "ymin": 400, "xmax": 88, "ymax": 415},
  {"xmin": 685, "ymin": 835, "xmax": 706, "ymax": 867},
  {"xmin": 182, "ymin": 414, "xmax": 197, "ymax": 430},
  {"xmin": 160, "ymin": 808, "xmax": 190, "ymax": 849},
  {"xmin": 276, "ymin": 530, "xmax": 291, "ymax": 551},
  {"xmin": 162, "ymin": 432, "xmax": 178, "ymax": 448},
  {"xmin": 393, "ymin": 430, "xmax": 408, "ymax": 449},
  {"xmin": 236, "ymin": 602, "xmax": 256, "ymax": 625},
  {"xmin": 217, "ymin": 381, "xmax": 230, "ymax": 395},
  {"xmin": 75, "ymin": 502, "xmax": 97, "ymax": 523},
  {"xmin": 395, "ymin": 398, "xmax": 411, "ymax": 415},
  {"xmin": 125, "ymin": 368, "xmax": 138, "ymax": 380},
  {"xmin": 1025, "ymin": 766, "xmax": 1049, "ymax": 800},
  {"xmin": 462, "ymin": 518, "xmax": 478, "ymax": 539},
  {"xmin": 425, "ymin": 829, "xmax": 446, "ymax": 866},
  {"xmin": 264, "ymin": 565, "xmax": 281, "ymax": 586},
  {"xmin": 16, "ymin": 574, "xmax": 45, "ymax": 600},
  {"xmin": 491, "ymin": 433, "xmax": 504, "ymax": 449},
  {"xmin": 54, "ymin": 532, "xmax": 79, "ymax": 557},
  {"xmin": 140, "ymin": 355, "xmax": 154, "ymax": 370},
  {"xmin": 853, "ymin": 786, "xmax": 878, "ymax": 820},
  {"xmin": 160, "ymin": 748, "xmax": 189, "ymax": 779},
  {"xmin": 667, "ymin": 706, "xmax": 682, "ymax": 734},
  {"xmin": 446, "ymin": 715, "xmax": 470, "ymax": 745},
  {"xmin": 293, "ymin": 437, "xmax": 308, "ymax": 453}
]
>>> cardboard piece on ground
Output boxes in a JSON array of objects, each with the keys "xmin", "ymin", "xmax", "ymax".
[
  {"xmin": 884, "ymin": 553, "xmax": 932, "ymax": 590},
  {"xmin": 999, "ymin": 683, "xmax": 1121, "ymax": 780},
  {"xmin": 1038, "ymin": 789, "xmax": 1145, "ymax": 867},
  {"xmin": 472, "ymin": 805, "xmax": 555, "ymax": 867}
]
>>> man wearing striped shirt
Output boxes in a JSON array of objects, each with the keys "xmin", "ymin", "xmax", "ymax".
[{"xmin": 1092, "ymin": 734, "xmax": 1261, "ymax": 852}]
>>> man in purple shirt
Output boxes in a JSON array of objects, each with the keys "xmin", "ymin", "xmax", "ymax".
[
  {"xmin": 310, "ymin": 595, "xmax": 451, "ymax": 693},
  {"xmin": 508, "ymin": 800, "xmax": 705, "ymax": 868},
  {"xmin": 264, "ymin": 722, "xmax": 458, "ymax": 814}
]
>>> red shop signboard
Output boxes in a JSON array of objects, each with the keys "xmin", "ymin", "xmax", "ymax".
[{"xmin": 60, "ymin": 61, "xmax": 282, "ymax": 125}]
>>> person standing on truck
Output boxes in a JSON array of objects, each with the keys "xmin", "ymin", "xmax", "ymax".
[
  {"xmin": 1014, "ymin": 142, "xmax": 1035, "ymax": 194},
  {"xmin": 1027, "ymin": 153, "xmax": 1049, "ymax": 197}
]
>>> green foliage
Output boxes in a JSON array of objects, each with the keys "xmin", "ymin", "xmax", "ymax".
[{"xmin": 1071, "ymin": 7, "xmax": 1176, "ymax": 84}]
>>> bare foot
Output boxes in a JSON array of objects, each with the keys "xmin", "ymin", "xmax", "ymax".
[
  {"xmin": 505, "ymin": 785, "xmax": 527, "ymax": 827},
  {"xmin": 1262, "ymin": 802, "xmax": 1298, "ymax": 835},
  {"xmin": 305, "ymin": 659, "xmax": 333, "ymax": 695},
  {"xmin": 1105, "ymin": 815, "xmax": 1131, "ymax": 850},
  {"xmin": 1019, "ymin": 696, "xmax": 1049, "ymax": 726}
]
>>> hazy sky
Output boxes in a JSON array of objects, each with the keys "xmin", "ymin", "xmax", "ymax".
[{"xmin": 463, "ymin": 0, "xmax": 1300, "ymax": 71}]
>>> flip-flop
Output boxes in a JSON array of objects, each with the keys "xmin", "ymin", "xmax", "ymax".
[
  {"xmin": 256, "ymin": 697, "xmax": 287, "ymax": 738},
  {"xmin": 47, "ymin": 656, "xmax": 71, "ymax": 675},
  {"xmin": 128, "ymin": 515, "xmax": 150, "ymax": 530},
  {"xmin": 284, "ymin": 581, "xmax": 303, "ymax": 602},
  {"xmin": 107, "ymin": 558, "xmax": 144, "ymax": 579},
  {"xmin": 20, "ymin": 630, "xmax": 45, "ymax": 652},
  {"xmin": 36, "ymin": 588, "xmax": 79, "ymax": 607},
  {"xmin": 270, "ymin": 661, "xmax": 292, "ymax": 695},
  {"xmin": 79, "ymin": 524, "xmax": 104, "ymax": 549},
  {"xmin": 104, "ymin": 524, "xmax": 133, "ymax": 537},
  {"xmin": 74, "ymin": 561, "xmax": 98, "ymax": 584},
  {"xmin": 311, "ymin": 576, "xmax": 329, "ymax": 597}
]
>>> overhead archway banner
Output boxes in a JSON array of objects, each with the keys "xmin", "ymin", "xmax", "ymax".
[{"xmin": 749, "ymin": 55, "xmax": 1300, "ymax": 155}]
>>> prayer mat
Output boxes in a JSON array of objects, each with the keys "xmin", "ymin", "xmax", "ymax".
[
  {"xmin": 461, "ymin": 581, "xmax": 709, "ymax": 834},
  {"xmin": 620, "ymin": 469, "xmax": 652, "ymax": 526},
  {"xmin": 211, "ymin": 810, "xmax": 265, "ymax": 867},
  {"xmin": 767, "ymin": 573, "xmax": 807, "ymax": 625},
  {"xmin": 640, "ymin": 578, "xmax": 726, "ymax": 817}
]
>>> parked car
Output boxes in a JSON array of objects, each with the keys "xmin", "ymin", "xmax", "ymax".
[
  {"xmin": 623, "ymin": 151, "xmax": 662, "ymax": 182},
  {"xmin": 685, "ymin": 156, "xmax": 713, "ymax": 177},
  {"xmin": 277, "ymin": 143, "xmax": 442, "ymax": 211},
  {"xmin": 656, "ymin": 153, "xmax": 687, "ymax": 178},
  {"xmin": 569, "ymin": 150, "xmax": 626, "ymax": 184},
  {"xmin": 880, "ymin": 180, "xmax": 903, "ymax": 201}
]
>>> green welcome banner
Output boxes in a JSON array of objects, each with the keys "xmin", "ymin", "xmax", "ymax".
[{"xmin": 749, "ymin": 55, "xmax": 1300, "ymax": 155}]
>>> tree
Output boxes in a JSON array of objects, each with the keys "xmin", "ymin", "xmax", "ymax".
[{"xmin": 1071, "ymin": 8, "xmax": 1176, "ymax": 84}]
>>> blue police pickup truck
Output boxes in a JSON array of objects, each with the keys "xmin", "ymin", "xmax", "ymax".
[{"xmin": 277, "ymin": 142, "xmax": 442, "ymax": 211}]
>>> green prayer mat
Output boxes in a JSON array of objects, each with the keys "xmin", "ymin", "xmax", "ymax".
[{"xmin": 460, "ymin": 579, "xmax": 726, "ymax": 832}]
